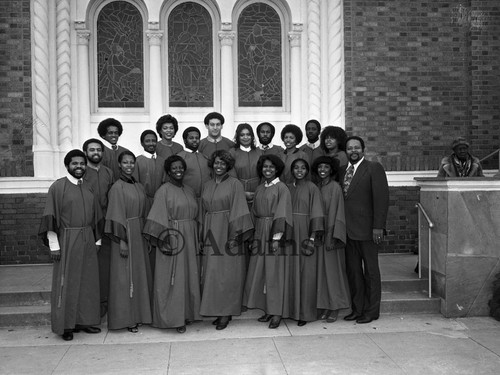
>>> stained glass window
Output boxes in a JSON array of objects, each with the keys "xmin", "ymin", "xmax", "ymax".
[
  {"xmin": 168, "ymin": 2, "xmax": 213, "ymax": 107},
  {"xmin": 97, "ymin": 1, "xmax": 144, "ymax": 108},
  {"xmin": 238, "ymin": 3, "xmax": 282, "ymax": 107}
]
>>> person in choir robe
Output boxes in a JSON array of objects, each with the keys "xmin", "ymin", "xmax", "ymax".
[
  {"xmin": 198, "ymin": 112, "xmax": 235, "ymax": 158},
  {"xmin": 278, "ymin": 124, "xmax": 308, "ymax": 184},
  {"xmin": 228, "ymin": 123, "xmax": 263, "ymax": 206},
  {"xmin": 299, "ymin": 119, "xmax": 324, "ymax": 166},
  {"xmin": 244, "ymin": 154, "xmax": 293, "ymax": 329},
  {"xmin": 256, "ymin": 122, "xmax": 284, "ymax": 155},
  {"xmin": 39, "ymin": 149, "xmax": 103, "ymax": 341},
  {"xmin": 283, "ymin": 158, "xmax": 324, "ymax": 326},
  {"xmin": 155, "ymin": 114, "xmax": 184, "ymax": 159},
  {"xmin": 312, "ymin": 156, "xmax": 350, "ymax": 323},
  {"xmin": 105, "ymin": 151, "xmax": 152, "ymax": 333},
  {"xmin": 177, "ymin": 126, "xmax": 211, "ymax": 200},
  {"xmin": 97, "ymin": 118, "xmax": 130, "ymax": 181},
  {"xmin": 143, "ymin": 155, "xmax": 202, "ymax": 334},
  {"xmin": 320, "ymin": 126, "xmax": 348, "ymax": 170},
  {"xmin": 82, "ymin": 138, "xmax": 114, "ymax": 318}
]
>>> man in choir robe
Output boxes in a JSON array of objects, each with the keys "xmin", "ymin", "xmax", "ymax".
[
  {"xmin": 198, "ymin": 112, "xmax": 235, "ymax": 158},
  {"xmin": 98, "ymin": 117, "xmax": 130, "ymax": 181},
  {"xmin": 299, "ymin": 119, "xmax": 324, "ymax": 165},
  {"xmin": 177, "ymin": 126, "xmax": 211, "ymax": 199},
  {"xmin": 82, "ymin": 138, "xmax": 114, "ymax": 317},
  {"xmin": 39, "ymin": 150, "xmax": 103, "ymax": 341},
  {"xmin": 256, "ymin": 122, "xmax": 284, "ymax": 155}
]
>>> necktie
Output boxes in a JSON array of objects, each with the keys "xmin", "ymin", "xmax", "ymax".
[
  {"xmin": 112, "ymin": 145, "xmax": 117, "ymax": 151},
  {"xmin": 343, "ymin": 165, "xmax": 354, "ymax": 196},
  {"xmin": 152, "ymin": 154, "xmax": 156, "ymax": 160},
  {"xmin": 263, "ymin": 145, "xmax": 269, "ymax": 150},
  {"xmin": 77, "ymin": 179, "xmax": 82, "ymax": 186}
]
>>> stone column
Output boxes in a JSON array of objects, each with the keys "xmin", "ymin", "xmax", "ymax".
[
  {"xmin": 218, "ymin": 29, "xmax": 235, "ymax": 129},
  {"xmin": 146, "ymin": 29, "xmax": 164, "ymax": 127},
  {"xmin": 76, "ymin": 27, "xmax": 91, "ymax": 149},
  {"xmin": 307, "ymin": 0, "xmax": 321, "ymax": 122},
  {"xmin": 288, "ymin": 24, "xmax": 303, "ymax": 124}
]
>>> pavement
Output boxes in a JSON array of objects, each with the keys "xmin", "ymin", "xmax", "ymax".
[{"xmin": 1, "ymin": 255, "xmax": 500, "ymax": 374}]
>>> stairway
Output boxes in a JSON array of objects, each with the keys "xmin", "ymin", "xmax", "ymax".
[{"xmin": 0, "ymin": 254, "xmax": 440, "ymax": 327}]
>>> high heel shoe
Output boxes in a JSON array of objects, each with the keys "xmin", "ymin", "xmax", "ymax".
[
  {"xmin": 269, "ymin": 316, "xmax": 281, "ymax": 329},
  {"xmin": 297, "ymin": 320, "xmax": 307, "ymax": 326},
  {"xmin": 216, "ymin": 315, "xmax": 231, "ymax": 330},
  {"xmin": 258, "ymin": 314, "xmax": 272, "ymax": 323},
  {"xmin": 127, "ymin": 325, "xmax": 139, "ymax": 333},
  {"xmin": 319, "ymin": 309, "xmax": 330, "ymax": 320},
  {"xmin": 326, "ymin": 310, "xmax": 338, "ymax": 323}
]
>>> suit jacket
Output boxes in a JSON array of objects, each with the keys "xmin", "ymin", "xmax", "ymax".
[{"xmin": 340, "ymin": 159, "xmax": 389, "ymax": 241}]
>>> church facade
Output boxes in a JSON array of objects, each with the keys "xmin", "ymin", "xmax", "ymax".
[{"xmin": 1, "ymin": 0, "xmax": 499, "ymax": 263}]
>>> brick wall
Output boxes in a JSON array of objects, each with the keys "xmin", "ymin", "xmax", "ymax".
[
  {"xmin": 0, "ymin": 0, "xmax": 33, "ymax": 177},
  {"xmin": 344, "ymin": 0, "xmax": 500, "ymax": 171},
  {"xmin": 0, "ymin": 194, "xmax": 49, "ymax": 264}
]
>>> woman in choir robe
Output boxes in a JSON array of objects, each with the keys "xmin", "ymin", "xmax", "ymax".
[
  {"xmin": 200, "ymin": 150, "xmax": 254, "ymax": 330},
  {"xmin": 105, "ymin": 151, "xmax": 152, "ymax": 333},
  {"xmin": 284, "ymin": 159, "xmax": 324, "ymax": 326},
  {"xmin": 155, "ymin": 114, "xmax": 183, "ymax": 159},
  {"xmin": 243, "ymin": 154, "xmax": 293, "ymax": 329},
  {"xmin": 143, "ymin": 155, "xmax": 202, "ymax": 334},
  {"xmin": 320, "ymin": 126, "xmax": 348, "ymax": 170},
  {"xmin": 312, "ymin": 156, "xmax": 350, "ymax": 322},
  {"xmin": 228, "ymin": 123, "xmax": 263, "ymax": 207},
  {"xmin": 278, "ymin": 124, "xmax": 309, "ymax": 184}
]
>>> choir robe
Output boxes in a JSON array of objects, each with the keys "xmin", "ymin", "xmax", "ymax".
[
  {"xmin": 316, "ymin": 180, "xmax": 350, "ymax": 312},
  {"xmin": 325, "ymin": 150, "xmax": 348, "ymax": 169},
  {"xmin": 143, "ymin": 182, "xmax": 202, "ymax": 328},
  {"xmin": 105, "ymin": 178, "xmax": 152, "ymax": 330},
  {"xmin": 177, "ymin": 150, "xmax": 211, "ymax": 199},
  {"xmin": 228, "ymin": 148, "xmax": 263, "ymax": 197},
  {"xmin": 243, "ymin": 181, "xmax": 293, "ymax": 316},
  {"xmin": 198, "ymin": 137, "xmax": 235, "ymax": 159},
  {"xmin": 83, "ymin": 165, "xmax": 114, "ymax": 312},
  {"xmin": 299, "ymin": 144, "xmax": 325, "ymax": 166},
  {"xmin": 279, "ymin": 149, "xmax": 310, "ymax": 184},
  {"xmin": 260, "ymin": 144, "xmax": 284, "ymax": 156},
  {"xmin": 283, "ymin": 181, "xmax": 324, "ymax": 322},
  {"xmin": 102, "ymin": 144, "xmax": 131, "ymax": 181},
  {"xmin": 38, "ymin": 178, "xmax": 103, "ymax": 335},
  {"xmin": 156, "ymin": 141, "xmax": 183, "ymax": 160},
  {"xmin": 200, "ymin": 175, "xmax": 254, "ymax": 317},
  {"xmin": 133, "ymin": 154, "xmax": 166, "ymax": 206}
]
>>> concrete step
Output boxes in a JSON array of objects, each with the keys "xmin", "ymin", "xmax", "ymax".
[
  {"xmin": 0, "ymin": 305, "xmax": 51, "ymax": 327},
  {"xmin": 382, "ymin": 278, "xmax": 430, "ymax": 293},
  {"xmin": 381, "ymin": 290, "xmax": 441, "ymax": 314},
  {"xmin": 0, "ymin": 290, "xmax": 52, "ymax": 307}
]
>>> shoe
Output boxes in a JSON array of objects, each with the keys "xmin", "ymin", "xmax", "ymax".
[
  {"xmin": 62, "ymin": 331, "xmax": 73, "ymax": 341},
  {"xmin": 212, "ymin": 317, "xmax": 220, "ymax": 325},
  {"xmin": 269, "ymin": 316, "xmax": 281, "ymax": 329},
  {"xmin": 127, "ymin": 325, "xmax": 139, "ymax": 333},
  {"xmin": 343, "ymin": 312, "xmax": 361, "ymax": 321},
  {"xmin": 216, "ymin": 316, "xmax": 231, "ymax": 331},
  {"xmin": 297, "ymin": 320, "xmax": 307, "ymax": 327},
  {"xmin": 356, "ymin": 316, "xmax": 378, "ymax": 324},
  {"xmin": 326, "ymin": 310, "xmax": 338, "ymax": 323},
  {"xmin": 258, "ymin": 314, "xmax": 272, "ymax": 323},
  {"xmin": 75, "ymin": 325, "xmax": 101, "ymax": 334},
  {"xmin": 319, "ymin": 309, "xmax": 330, "ymax": 320},
  {"xmin": 176, "ymin": 326, "xmax": 186, "ymax": 334},
  {"xmin": 185, "ymin": 319, "xmax": 194, "ymax": 326}
]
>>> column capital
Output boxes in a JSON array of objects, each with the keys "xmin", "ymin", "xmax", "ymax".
[
  {"xmin": 146, "ymin": 30, "xmax": 164, "ymax": 46},
  {"xmin": 288, "ymin": 31, "xmax": 301, "ymax": 47},
  {"xmin": 218, "ymin": 31, "xmax": 235, "ymax": 46},
  {"xmin": 76, "ymin": 30, "xmax": 91, "ymax": 45}
]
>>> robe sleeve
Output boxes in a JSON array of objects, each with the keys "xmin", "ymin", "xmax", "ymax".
[
  {"xmin": 308, "ymin": 183, "xmax": 324, "ymax": 237},
  {"xmin": 142, "ymin": 185, "xmax": 171, "ymax": 247},
  {"xmin": 270, "ymin": 182, "xmax": 293, "ymax": 242},
  {"xmin": 227, "ymin": 178, "xmax": 254, "ymax": 242},
  {"xmin": 324, "ymin": 182, "xmax": 346, "ymax": 247},
  {"xmin": 104, "ymin": 181, "xmax": 128, "ymax": 244},
  {"xmin": 38, "ymin": 179, "xmax": 64, "ymax": 247}
]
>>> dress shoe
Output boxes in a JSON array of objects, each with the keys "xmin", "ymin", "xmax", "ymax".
[
  {"xmin": 176, "ymin": 326, "xmax": 186, "ymax": 333},
  {"xmin": 216, "ymin": 316, "xmax": 231, "ymax": 331},
  {"xmin": 127, "ymin": 325, "xmax": 139, "ymax": 333},
  {"xmin": 326, "ymin": 310, "xmax": 339, "ymax": 323},
  {"xmin": 258, "ymin": 314, "xmax": 272, "ymax": 323},
  {"xmin": 62, "ymin": 331, "xmax": 73, "ymax": 341},
  {"xmin": 356, "ymin": 316, "xmax": 378, "ymax": 324},
  {"xmin": 297, "ymin": 320, "xmax": 307, "ymax": 327},
  {"xmin": 185, "ymin": 319, "xmax": 194, "ymax": 326},
  {"xmin": 212, "ymin": 317, "xmax": 220, "ymax": 326},
  {"xmin": 269, "ymin": 316, "xmax": 281, "ymax": 329},
  {"xmin": 75, "ymin": 325, "xmax": 101, "ymax": 334},
  {"xmin": 343, "ymin": 312, "xmax": 361, "ymax": 321}
]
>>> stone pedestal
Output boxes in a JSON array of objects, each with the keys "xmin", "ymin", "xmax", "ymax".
[{"xmin": 415, "ymin": 178, "xmax": 500, "ymax": 317}]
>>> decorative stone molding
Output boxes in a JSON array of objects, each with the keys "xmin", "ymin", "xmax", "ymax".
[
  {"xmin": 76, "ymin": 29, "xmax": 91, "ymax": 45},
  {"xmin": 218, "ymin": 31, "xmax": 235, "ymax": 46},
  {"xmin": 327, "ymin": 0, "xmax": 343, "ymax": 126},
  {"xmin": 307, "ymin": 0, "xmax": 321, "ymax": 121},
  {"xmin": 146, "ymin": 30, "xmax": 163, "ymax": 46}
]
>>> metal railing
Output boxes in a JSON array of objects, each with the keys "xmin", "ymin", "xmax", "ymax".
[
  {"xmin": 415, "ymin": 203, "xmax": 434, "ymax": 298},
  {"xmin": 480, "ymin": 148, "xmax": 500, "ymax": 167}
]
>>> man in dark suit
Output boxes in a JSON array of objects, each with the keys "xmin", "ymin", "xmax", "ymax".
[{"xmin": 341, "ymin": 136, "xmax": 389, "ymax": 324}]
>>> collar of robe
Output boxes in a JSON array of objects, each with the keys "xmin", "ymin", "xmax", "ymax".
[{"xmin": 119, "ymin": 174, "xmax": 136, "ymax": 184}]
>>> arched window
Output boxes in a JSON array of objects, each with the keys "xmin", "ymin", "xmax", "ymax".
[
  {"xmin": 237, "ymin": 2, "xmax": 282, "ymax": 107},
  {"xmin": 167, "ymin": 2, "xmax": 213, "ymax": 107},
  {"xmin": 96, "ymin": 1, "xmax": 144, "ymax": 108}
]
